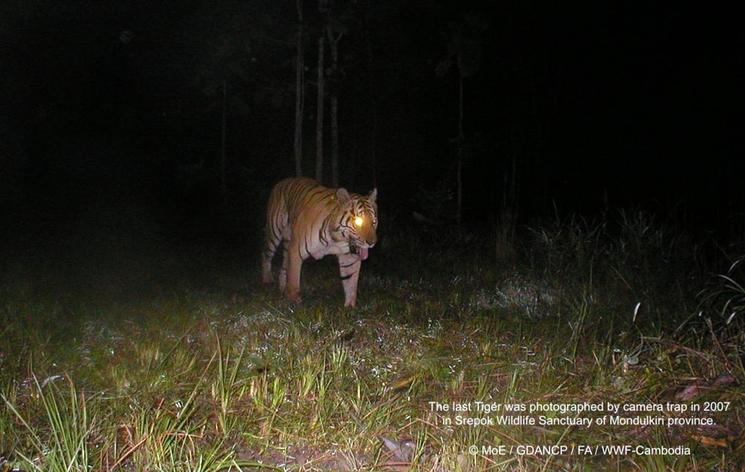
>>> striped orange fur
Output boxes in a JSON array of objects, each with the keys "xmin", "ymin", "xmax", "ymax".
[{"xmin": 262, "ymin": 177, "xmax": 378, "ymax": 307}]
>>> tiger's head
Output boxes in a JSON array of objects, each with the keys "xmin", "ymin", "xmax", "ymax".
[{"xmin": 335, "ymin": 187, "xmax": 378, "ymax": 261}]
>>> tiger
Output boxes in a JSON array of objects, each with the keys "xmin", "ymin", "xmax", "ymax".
[{"xmin": 261, "ymin": 177, "xmax": 378, "ymax": 307}]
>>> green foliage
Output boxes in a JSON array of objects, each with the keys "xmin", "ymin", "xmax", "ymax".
[
  {"xmin": 699, "ymin": 256, "xmax": 745, "ymax": 330},
  {"xmin": 2, "ymin": 376, "xmax": 94, "ymax": 472},
  {"xmin": 0, "ymin": 214, "xmax": 743, "ymax": 470}
]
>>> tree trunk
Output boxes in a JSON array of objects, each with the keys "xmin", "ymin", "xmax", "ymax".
[
  {"xmin": 328, "ymin": 30, "xmax": 341, "ymax": 187},
  {"xmin": 456, "ymin": 73, "xmax": 464, "ymax": 227},
  {"xmin": 363, "ymin": 23, "xmax": 377, "ymax": 188},
  {"xmin": 330, "ymin": 92, "xmax": 339, "ymax": 187},
  {"xmin": 293, "ymin": 0, "xmax": 304, "ymax": 176},
  {"xmin": 501, "ymin": 127, "xmax": 519, "ymax": 241},
  {"xmin": 315, "ymin": 34, "xmax": 325, "ymax": 183},
  {"xmin": 220, "ymin": 79, "xmax": 228, "ymax": 210},
  {"xmin": 350, "ymin": 109, "xmax": 358, "ymax": 188}
]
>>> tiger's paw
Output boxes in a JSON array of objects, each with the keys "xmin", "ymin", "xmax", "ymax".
[{"xmin": 286, "ymin": 289, "xmax": 302, "ymax": 305}]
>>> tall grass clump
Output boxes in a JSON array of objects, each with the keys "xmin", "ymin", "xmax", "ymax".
[
  {"xmin": 698, "ymin": 256, "xmax": 745, "ymax": 359},
  {"xmin": 518, "ymin": 211, "xmax": 696, "ymax": 315},
  {"xmin": 526, "ymin": 215, "xmax": 607, "ymax": 277},
  {"xmin": 700, "ymin": 256, "xmax": 745, "ymax": 320},
  {"xmin": 2, "ymin": 376, "xmax": 95, "ymax": 472},
  {"xmin": 211, "ymin": 336, "xmax": 247, "ymax": 436}
]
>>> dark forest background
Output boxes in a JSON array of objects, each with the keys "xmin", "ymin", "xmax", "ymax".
[{"xmin": 1, "ymin": 0, "xmax": 744, "ymax": 277}]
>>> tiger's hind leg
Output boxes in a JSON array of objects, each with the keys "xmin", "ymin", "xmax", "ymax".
[
  {"xmin": 337, "ymin": 253, "xmax": 362, "ymax": 308},
  {"xmin": 261, "ymin": 228, "xmax": 282, "ymax": 285},
  {"xmin": 262, "ymin": 202, "xmax": 287, "ymax": 284}
]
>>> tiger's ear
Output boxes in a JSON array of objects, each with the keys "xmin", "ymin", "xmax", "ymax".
[
  {"xmin": 369, "ymin": 188, "xmax": 377, "ymax": 203},
  {"xmin": 336, "ymin": 188, "xmax": 351, "ymax": 203}
]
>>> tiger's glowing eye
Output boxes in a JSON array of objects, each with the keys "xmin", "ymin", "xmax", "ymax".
[{"xmin": 354, "ymin": 216, "xmax": 364, "ymax": 227}]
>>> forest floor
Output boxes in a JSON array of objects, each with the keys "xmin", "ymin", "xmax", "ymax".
[{"xmin": 1, "ymin": 216, "xmax": 744, "ymax": 471}]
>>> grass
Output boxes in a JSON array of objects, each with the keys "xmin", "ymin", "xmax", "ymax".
[{"xmin": 1, "ymin": 214, "xmax": 744, "ymax": 471}]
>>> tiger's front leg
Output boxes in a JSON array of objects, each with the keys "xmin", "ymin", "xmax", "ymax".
[
  {"xmin": 337, "ymin": 253, "xmax": 362, "ymax": 308},
  {"xmin": 278, "ymin": 244, "xmax": 289, "ymax": 293},
  {"xmin": 285, "ymin": 241, "xmax": 304, "ymax": 303}
]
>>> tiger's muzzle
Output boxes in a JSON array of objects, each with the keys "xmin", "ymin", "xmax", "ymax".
[{"xmin": 351, "ymin": 239, "xmax": 375, "ymax": 261}]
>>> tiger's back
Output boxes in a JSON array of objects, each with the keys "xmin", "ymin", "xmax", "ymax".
[
  {"xmin": 261, "ymin": 177, "xmax": 378, "ymax": 307},
  {"xmin": 266, "ymin": 178, "xmax": 334, "ymax": 234}
]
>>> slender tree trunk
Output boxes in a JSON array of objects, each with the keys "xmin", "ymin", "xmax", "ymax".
[
  {"xmin": 511, "ymin": 148, "xmax": 518, "ymax": 224},
  {"xmin": 502, "ymin": 127, "xmax": 518, "ymax": 240},
  {"xmin": 220, "ymin": 79, "xmax": 228, "ymax": 210},
  {"xmin": 350, "ymin": 109, "xmax": 358, "ymax": 188},
  {"xmin": 293, "ymin": 0, "xmax": 304, "ymax": 176},
  {"xmin": 315, "ymin": 34, "xmax": 325, "ymax": 183},
  {"xmin": 328, "ymin": 30, "xmax": 341, "ymax": 187},
  {"xmin": 456, "ymin": 73, "xmax": 463, "ymax": 227},
  {"xmin": 330, "ymin": 91, "xmax": 339, "ymax": 187},
  {"xmin": 363, "ymin": 25, "xmax": 377, "ymax": 188}
]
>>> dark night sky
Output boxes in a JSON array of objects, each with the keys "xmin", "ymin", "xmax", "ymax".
[{"xmin": 1, "ymin": 1, "xmax": 744, "ymax": 251}]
